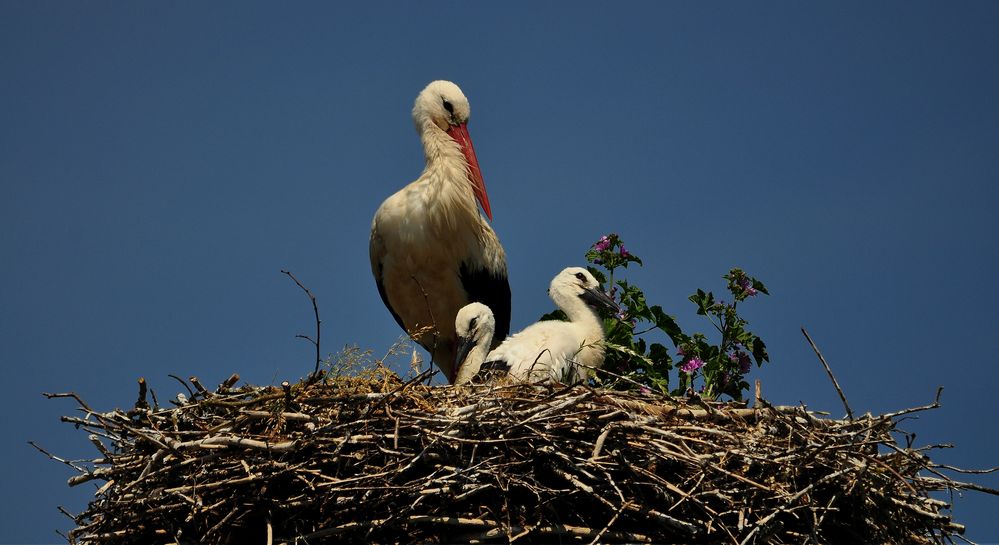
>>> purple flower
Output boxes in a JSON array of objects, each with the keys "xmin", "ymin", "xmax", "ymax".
[
  {"xmin": 619, "ymin": 245, "xmax": 629, "ymax": 258},
  {"xmin": 738, "ymin": 277, "xmax": 758, "ymax": 297},
  {"xmin": 680, "ymin": 357, "xmax": 704, "ymax": 373},
  {"xmin": 639, "ymin": 386, "xmax": 651, "ymax": 395},
  {"xmin": 731, "ymin": 351, "xmax": 752, "ymax": 374},
  {"xmin": 593, "ymin": 235, "xmax": 612, "ymax": 252},
  {"xmin": 676, "ymin": 346, "xmax": 686, "ymax": 357}
]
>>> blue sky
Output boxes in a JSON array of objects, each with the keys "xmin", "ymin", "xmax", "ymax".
[{"xmin": 2, "ymin": 2, "xmax": 997, "ymax": 542}]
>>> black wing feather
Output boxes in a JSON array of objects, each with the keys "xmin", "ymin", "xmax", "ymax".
[
  {"xmin": 459, "ymin": 262, "xmax": 511, "ymax": 347},
  {"xmin": 374, "ymin": 263, "xmax": 408, "ymax": 334}
]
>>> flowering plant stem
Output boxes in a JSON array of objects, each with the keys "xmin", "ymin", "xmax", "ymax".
[{"xmin": 571, "ymin": 233, "xmax": 770, "ymax": 400}]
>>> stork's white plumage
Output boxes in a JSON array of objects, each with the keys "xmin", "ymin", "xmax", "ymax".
[
  {"xmin": 454, "ymin": 267, "xmax": 618, "ymax": 385},
  {"xmin": 369, "ymin": 81, "xmax": 511, "ymax": 383}
]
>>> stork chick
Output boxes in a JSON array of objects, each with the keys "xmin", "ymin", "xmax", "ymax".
[
  {"xmin": 369, "ymin": 80, "xmax": 511, "ymax": 383},
  {"xmin": 454, "ymin": 267, "xmax": 618, "ymax": 385}
]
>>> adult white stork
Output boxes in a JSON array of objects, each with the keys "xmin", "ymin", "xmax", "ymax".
[
  {"xmin": 453, "ymin": 267, "xmax": 618, "ymax": 385},
  {"xmin": 369, "ymin": 80, "xmax": 511, "ymax": 383}
]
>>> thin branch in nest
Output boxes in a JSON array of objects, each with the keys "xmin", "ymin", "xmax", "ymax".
[
  {"xmin": 167, "ymin": 374, "xmax": 195, "ymax": 399},
  {"xmin": 801, "ymin": 327, "xmax": 854, "ymax": 420},
  {"xmin": 28, "ymin": 441, "xmax": 88, "ymax": 474},
  {"xmin": 932, "ymin": 464, "xmax": 999, "ymax": 475},
  {"xmin": 576, "ymin": 359, "xmax": 674, "ymax": 396},
  {"xmin": 42, "ymin": 391, "xmax": 96, "ymax": 413},
  {"xmin": 882, "ymin": 386, "xmax": 944, "ymax": 419},
  {"xmin": 282, "ymin": 269, "xmax": 323, "ymax": 381},
  {"xmin": 57, "ymin": 505, "xmax": 77, "ymax": 522},
  {"xmin": 408, "ymin": 275, "xmax": 439, "ymax": 381}
]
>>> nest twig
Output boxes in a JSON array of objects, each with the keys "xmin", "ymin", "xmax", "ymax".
[{"xmin": 41, "ymin": 368, "xmax": 997, "ymax": 544}]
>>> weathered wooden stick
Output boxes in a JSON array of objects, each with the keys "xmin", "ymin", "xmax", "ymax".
[{"xmin": 801, "ymin": 328, "xmax": 855, "ymax": 420}]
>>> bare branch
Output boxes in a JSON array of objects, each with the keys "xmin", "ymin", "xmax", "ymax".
[
  {"xmin": 801, "ymin": 328, "xmax": 854, "ymax": 420},
  {"xmin": 282, "ymin": 269, "xmax": 323, "ymax": 380}
]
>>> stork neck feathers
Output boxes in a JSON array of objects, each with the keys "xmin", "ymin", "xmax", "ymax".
[
  {"xmin": 419, "ymin": 120, "xmax": 464, "ymax": 163},
  {"xmin": 545, "ymin": 268, "xmax": 613, "ymax": 343},
  {"xmin": 419, "ymin": 121, "xmax": 472, "ymax": 187},
  {"xmin": 415, "ymin": 120, "xmax": 482, "ymax": 233},
  {"xmin": 552, "ymin": 289, "xmax": 605, "ymax": 333}
]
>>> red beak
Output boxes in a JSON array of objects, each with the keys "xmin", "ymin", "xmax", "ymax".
[{"xmin": 446, "ymin": 122, "xmax": 493, "ymax": 220}]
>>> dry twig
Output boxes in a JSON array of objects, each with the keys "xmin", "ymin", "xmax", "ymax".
[
  {"xmin": 282, "ymin": 269, "xmax": 323, "ymax": 380},
  {"xmin": 802, "ymin": 327, "xmax": 854, "ymax": 420}
]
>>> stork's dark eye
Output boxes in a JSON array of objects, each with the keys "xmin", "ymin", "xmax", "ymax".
[
  {"xmin": 442, "ymin": 99, "xmax": 454, "ymax": 114},
  {"xmin": 469, "ymin": 316, "xmax": 478, "ymax": 330},
  {"xmin": 574, "ymin": 272, "xmax": 587, "ymax": 282}
]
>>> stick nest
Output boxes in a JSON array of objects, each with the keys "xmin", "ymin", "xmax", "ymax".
[{"xmin": 45, "ymin": 366, "xmax": 993, "ymax": 544}]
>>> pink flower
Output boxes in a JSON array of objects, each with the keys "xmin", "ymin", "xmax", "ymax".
[
  {"xmin": 593, "ymin": 235, "xmax": 612, "ymax": 252},
  {"xmin": 680, "ymin": 357, "xmax": 704, "ymax": 373}
]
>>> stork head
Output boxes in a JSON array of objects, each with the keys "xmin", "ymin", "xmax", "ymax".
[
  {"xmin": 549, "ymin": 267, "xmax": 620, "ymax": 316},
  {"xmin": 454, "ymin": 302, "xmax": 496, "ymax": 384},
  {"xmin": 412, "ymin": 80, "xmax": 493, "ymax": 220}
]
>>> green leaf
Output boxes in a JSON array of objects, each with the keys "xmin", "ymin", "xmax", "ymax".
[
  {"xmin": 604, "ymin": 341, "xmax": 655, "ymax": 367},
  {"xmin": 689, "ymin": 289, "xmax": 713, "ymax": 315},
  {"xmin": 650, "ymin": 305, "xmax": 682, "ymax": 344},
  {"xmin": 648, "ymin": 342, "xmax": 673, "ymax": 367},
  {"xmin": 752, "ymin": 278, "xmax": 769, "ymax": 295},
  {"xmin": 751, "ymin": 337, "xmax": 769, "ymax": 365},
  {"xmin": 539, "ymin": 309, "xmax": 567, "ymax": 322}
]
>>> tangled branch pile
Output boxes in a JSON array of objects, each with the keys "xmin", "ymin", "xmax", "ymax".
[{"xmin": 45, "ymin": 368, "xmax": 994, "ymax": 544}]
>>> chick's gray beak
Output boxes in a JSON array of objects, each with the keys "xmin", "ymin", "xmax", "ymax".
[
  {"xmin": 580, "ymin": 287, "xmax": 619, "ymax": 314},
  {"xmin": 454, "ymin": 335, "xmax": 475, "ymax": 376}
]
